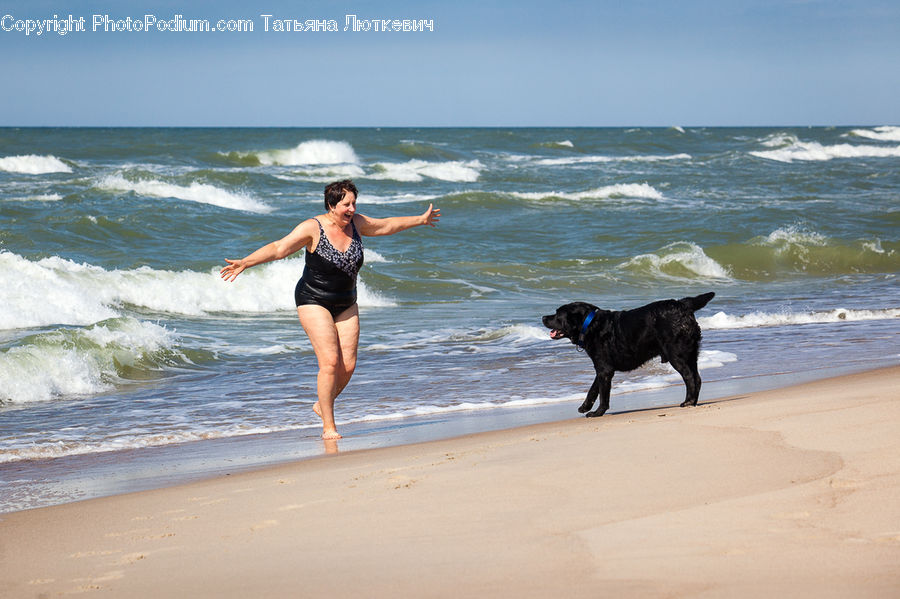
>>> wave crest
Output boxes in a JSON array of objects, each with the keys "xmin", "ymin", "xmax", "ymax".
[
  {"xmin": 0, "ymin": 318, "xmax": 186, "ymax": 405},
  {"xmin": 0, "ymin": 154, "xmax": 72, "ymax": 174},
  {"xmin": 847, "ymin": 126, "xmax": 900, "ymax": 142},
  {"xmin": 0, "ymin": 252, "xmax": 395, "ymax": 331},
  {"xmin": 621, "ymin": 242, "xmax": 733, "ymax": 281},
  {"xmin": 511, "ymin": 183, "xmax": 664, "ymax": 202},
  {"xmin": 256, "ymin": 140, "xmax": 359, "ymax": 166},
  {"xmin": 750, "ymin": 138, "xmax": 900, "ymax": 163},
  {"xmin": 369, "ymin": 159, "xmax": 483, "ymax": 182},
  {"xmin": 98, "ymin": 174, "xmax": 272, "ymax": 213},
  {"xmin": 700, "ymin": 308, "xmax": 900, "ymax": 330},
  {"xmin": 533, "ymin": 153, "xmax": 691, "ymax": 166}
]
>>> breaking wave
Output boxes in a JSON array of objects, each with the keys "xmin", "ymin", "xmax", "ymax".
[
  {"xmin": 98, "ymin": 174, "xmax": 272, "ymax": 213},
  {"xmin": 0, "ymin": 154, "xmax": 72, "ymax": 174},
  {"xmin": 510, "ymin": 183, "xmax": 664, "ymax": 202},
  {"xmin": 700, "ymin": 307, "xmax": 900, "ymax": 330},
  {"xmin": 621, "ymin": 242, "xmax": 733, "ymax": 281},
  {"xmin": 0, "ymin": 317, "xmax": 195, "ymax": 406},
  {"xmin": 847, "ymin": 126, "xmax": 900, "ymax": 142},
  {"xmin": 0, "ymin": 251, "xmax": 394, "ymax": 330},
  {"xmin": 230, "ymin": 140, "xmax": 360, "ymax": 167},
  {"xmin": 532, "ymin": 153, "xmax": 691, "ymax": 166},
  {"xmin": 750, "ymin": 133, "xmax": 900, "ymax": 162},
  {"xmin": 368, "ymin": 159, "xmax": 483, "ymax": 182}
]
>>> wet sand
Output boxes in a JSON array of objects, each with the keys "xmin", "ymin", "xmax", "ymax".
[{"xmin": 1, "ymin": 366, "xmax": 898, "ymax": 597}]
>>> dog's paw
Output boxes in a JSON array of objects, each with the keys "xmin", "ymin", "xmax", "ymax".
[
  {"xmin": 680, "ymin": 400, "xmax": 698, "ymax": 407},
  {"xmin": 585, "ymin": 409, "xmax": 607, "ymax": 418},
  {"xmin": 578, "ymin": 404, "xmax": 592, "ymax": 414}
]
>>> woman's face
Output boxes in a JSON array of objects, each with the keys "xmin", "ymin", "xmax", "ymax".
[{"xmin": 331, "ymin": 191, "xmax": 357, "ymax": 225}]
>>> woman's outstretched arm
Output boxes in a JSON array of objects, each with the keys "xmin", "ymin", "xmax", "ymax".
[
  {"xmin": 353, "ymin": 204, "xmax": 440, "ymax": 237},
  {"xmin": 221, "ymin": 219, "xmax": 316, "ymax": 282}
]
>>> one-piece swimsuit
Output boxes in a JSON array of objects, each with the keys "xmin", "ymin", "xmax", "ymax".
[{"xmin": 294, "ymin": 218, "xmax": 364, "ymax": 318}]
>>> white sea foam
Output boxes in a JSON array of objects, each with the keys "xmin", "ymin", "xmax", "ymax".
[
  {"xmin": 699, "ymin": 308, "xmax": 900, "ymax": 330},
  {"xmin": 368, "ymin": 159, "xmax": 483, "ymax": 182},
  {"xmin": 0, "ymin": 318, "xmax": 177, "ymax": 405},
  {"xmin": 847, "ymin": 126, "xmax": 900, "ymax": 142},
  {"xmin": 364, "ymin": 248, "xmax": 388, "ymax": 263},
  {"xmin": 0, "ymin": 252, "xmax": 120, "ymax": 329},
  {"xmin": 533, "ymin": 153, "xmax": 691, "ymax": 166},
  {"xmin": 277, "ymin": 164, "xmax": 367, "ymax": 182},
  {"xmin": 544, "ymin": 140, "xmax": 574, "ymax": 148},
  {"xmin": 0, "ymin": 154, "xmax": 72, "ymax": 174},
  {"xmin": 511, "ymin": 183, "xmax": 664, "ymax": 202},
  {"xmin": 27, "ymin": 193, "xmax": 63, "ymax": 202},
  {"xmin": 366, "ymin": 324, "xmax": 548, "ymax": 353},
  {"xmin": 359, "ymin": 192, "xmax": 441, "ymax": 205},
  {"xmin": 750, "ymin": 139, "xmax": 900, "ymax": 163},
  {"xmin": 0, "ymin": 422, "xmax": 307, "ymax": 463},
  {"xmin": 621, "ymin": 242, "xmax": 733, "ymax": 281},
  {"xmin": 99, "ymin": 174, "xmax": 272, "ymax": 213},
  {"xmin": 6, "ymin": 193, "xmax": 64, "ymax": 202},
  {"xmin": 756, "ymin": 225, "xmax": 828, "ymax": 249},
  {"xmin": 759, "ymin": 132, "xmax": 799, "ymax": 147},
  {"xmin": 256, "ymin": 140, "xmax": 359, "ymax": 166},
  {"xmin": 0, "ymin": 252, "xmax": 394, "ymax": 330}
]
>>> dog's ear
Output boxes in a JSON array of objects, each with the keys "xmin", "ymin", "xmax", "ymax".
[{"xmin": 563, "ymin": 304, "xmax": 590, "ymax": 334}]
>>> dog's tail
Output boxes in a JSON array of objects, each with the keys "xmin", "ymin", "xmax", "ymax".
[{"xmin": 681, "ymin": 292, "xmax": 715, "ymax": 313}]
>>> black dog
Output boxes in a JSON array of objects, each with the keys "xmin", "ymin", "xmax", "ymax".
[{"xmin": 542, "ymin": 292, "xmax": 715, "ymax": 417}]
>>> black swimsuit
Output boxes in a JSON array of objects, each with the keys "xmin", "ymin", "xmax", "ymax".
[{"xmin": 294, "ymin": 218, "xmax": 364, "ymax": 318}]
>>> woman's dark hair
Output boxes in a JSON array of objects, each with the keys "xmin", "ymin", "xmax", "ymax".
[{"xmin": 324, "ymin": 180, "xmax": 358, "ymax": 211}]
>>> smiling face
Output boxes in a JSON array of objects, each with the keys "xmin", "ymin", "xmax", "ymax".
[{"xmin": 330, "ymin": 191, "xmax": 357, "ymax": 226}]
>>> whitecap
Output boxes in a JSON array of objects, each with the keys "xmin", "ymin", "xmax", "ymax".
[
  {"xmin": 847, "ymin": 126, "xmax": 900, "ymax": 142},
  {"xmin": 753, "ymin": 225, "xmax": 828, "ymax": 251},
  {"xmin": 699, "ymin": 308, "xmax": 900, "ymax": 330},
  {"xmin": 620, "ymin": 242, "xmax": 733, "ymax": 281},
  {"xmin": 0, "ymin": 318, "xmax": 177, "ymax": 405},
  {"xmin": 368, "ymin": 159, "xmax": 483, "ymax": 182},
  {"xmin": 99, "ymin": 174, "xmax": 272, "ymax": 213},
  {"xmin": 543, "ymin": 140, "xmax": 574, "ymax": 148},
  {"xmin": 533, "ymin": 153, "xmax": 691, "ymax": 166},
  {"xmin": 750, "ymin": 140, "xmax": 900, "ymax": 163},
  {"xmin": 256, "ymin": 140, "xmax": 359, "ymax": 166},
  {"xmin": 511, "ymin": 183, "xmax": 664, "ymax": 202},
  {"xmin": 0, "ymin": 252, "xmax": 395, "ymax": 331},
  {"xmin": 0, "ymin": 154, "xmax": 72, "ymax": 174}
]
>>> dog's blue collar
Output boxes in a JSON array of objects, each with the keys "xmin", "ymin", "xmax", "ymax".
[{"xmin": 576, "ymin": 309, "xmax": 599, "ymax": 351}]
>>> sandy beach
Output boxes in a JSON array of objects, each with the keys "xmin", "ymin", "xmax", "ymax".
[{"xmin": 2, "ymin": 366, "xmax": 898, "ymax": 598}]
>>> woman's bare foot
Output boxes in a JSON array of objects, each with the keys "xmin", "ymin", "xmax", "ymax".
[{"xmin": 313, "ymin": 402, "xmax": 342, "ymax": 439}]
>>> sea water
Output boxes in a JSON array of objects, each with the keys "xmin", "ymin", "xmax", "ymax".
[{"xmin": 1, "ymin": 127, "xmax": 898, "ymax": 510}]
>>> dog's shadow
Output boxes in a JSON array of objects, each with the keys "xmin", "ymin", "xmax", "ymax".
[{"xmin": 605, "ymin": 395, "xmax": 750, "ymax": 418}]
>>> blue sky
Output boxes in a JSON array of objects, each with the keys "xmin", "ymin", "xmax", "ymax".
[{"xmin": 2, "ymin": 0, "xmax": 898, "ymax": 126}]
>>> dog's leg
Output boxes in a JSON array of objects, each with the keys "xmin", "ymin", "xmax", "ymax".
[
  {"xmin": 579, "ymin": 375, "xmax": 600, "ymax": 414},
  {"xmin": 670, "ymin": 357, "xmax": 701, "ymax": 407},
  {"xmin": 585, "ymin": 373, "xmax": 612, "ymax": 418}
]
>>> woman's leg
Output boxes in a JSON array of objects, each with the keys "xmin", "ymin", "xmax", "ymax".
[
  {"xmin": 332, "ymin": 304, "xmax": 359, "ymax": 398},
  {"xmin": 297, "ymin": 305, "xmax": 346, "ymax": 439}
]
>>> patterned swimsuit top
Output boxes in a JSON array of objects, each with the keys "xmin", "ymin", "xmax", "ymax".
[{"xmin": 312, "ymin": 218, "xmax": 364, "ymax": 279}]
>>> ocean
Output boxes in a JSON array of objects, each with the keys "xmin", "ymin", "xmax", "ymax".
[{"xmin": 1, "ymin": 126, "xmax": 898, "ymax": 511}]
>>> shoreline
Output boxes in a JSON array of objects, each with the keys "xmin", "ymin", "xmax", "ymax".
[
  {"xmin": 1, "ymin": 365, "xmax": 898, "ymax": 597},
  {"xmin": 1, "ymin": 361, "xmax": 886, "ymax": 514}
]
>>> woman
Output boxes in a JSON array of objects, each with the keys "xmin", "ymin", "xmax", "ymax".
[{"xmin": 221, "ymin": 180, "xmax": 440, "ymax": 440}]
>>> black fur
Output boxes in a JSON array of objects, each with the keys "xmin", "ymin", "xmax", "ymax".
[{"xmin": 542, "ymin": 292, "xmax": 715, "ymax": 417}]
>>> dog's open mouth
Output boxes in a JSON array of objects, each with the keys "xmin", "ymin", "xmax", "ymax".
[{"xmin": 549, "ymin": 329, "xmax": 565, "ymax": 340}]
